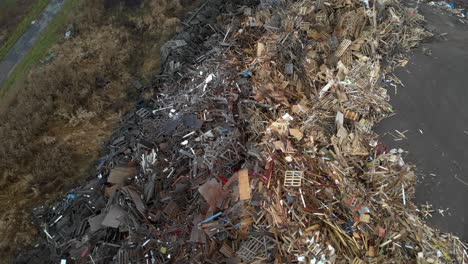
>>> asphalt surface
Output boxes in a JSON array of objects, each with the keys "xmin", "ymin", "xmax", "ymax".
[
  {"xmin": 375, "ymin": 4, "xmax": 468, "ymax": 241},
  {"xmin": 0, "ymin": 0, "xmax": 66, "ymax": 87}
]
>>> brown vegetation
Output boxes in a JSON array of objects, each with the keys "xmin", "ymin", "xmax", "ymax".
[{"xmin": 0, "ymin": 0, "xmax": 200, "ymax": 258}]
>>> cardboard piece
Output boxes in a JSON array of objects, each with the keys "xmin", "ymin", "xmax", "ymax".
[
  {"xmin": 101, "ymin": 205, "xmax": 127, "ymax": 228},
  {"xmin": 198, "ymin": 178, "xmax": 222, "ymax": 210},
  {"xmin": 108, "ymin": 167, "xmax": 137, "ymax": 185}
]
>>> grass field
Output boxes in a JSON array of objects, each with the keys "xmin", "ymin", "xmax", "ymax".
[
  {"xmin": 0, "ymin": 0, "xmax": 78, "ymax": 98},
  {"xmin": 0, "ymin": 0, "xmax": 51, "ymax": 61}
]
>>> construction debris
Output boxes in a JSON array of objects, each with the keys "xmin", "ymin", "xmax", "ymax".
[
  {"xmin": 16, "ymin": 0, "xmax": 467, "ymax": 263},
  {"xmin": 428, "ymin": 0, "xmax": 467, "ymax": 18}
]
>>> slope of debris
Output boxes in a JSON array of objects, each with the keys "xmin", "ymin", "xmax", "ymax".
[{"xmin": 16, "ymin": 0, "xmax": 467, "ymax": 263}]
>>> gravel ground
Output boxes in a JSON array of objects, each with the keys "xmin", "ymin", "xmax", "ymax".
[
  {"xmin": 376, "ymin": 3, "xmax": 468, "ymax": 241},
  {"xmin": 0, "ymin": 0, "xmax": 65, "ymax": 87}
]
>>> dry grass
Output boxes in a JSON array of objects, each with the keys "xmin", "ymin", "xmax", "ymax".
[{"xmin": 0, "ymin": 0, "xmax": 200, "ymax": 259}]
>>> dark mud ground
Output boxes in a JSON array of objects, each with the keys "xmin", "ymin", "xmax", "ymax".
[{"xmin": 376, "ymin": 4, "xmax": 468, "ymax": 241}]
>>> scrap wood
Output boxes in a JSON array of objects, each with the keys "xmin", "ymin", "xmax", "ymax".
[
  {"xmin": 25, "ymin": 0, "xmax": 467, "ymax": 263},
  {"xmin": 238, "ymin": 169, "xmax": 251, "ymax": 201}
]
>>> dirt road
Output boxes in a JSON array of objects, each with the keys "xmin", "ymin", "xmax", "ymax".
[
  {"xmin": 0, "ymin": 0, "xmax": 65, "ymax": 87},
  {"xmin": 376, "ymin": 4, "xmax": 468, "ymax": 240}
]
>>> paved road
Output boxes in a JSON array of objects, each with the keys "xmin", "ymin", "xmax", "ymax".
[
  {"xmin": 0, "ymin": 0, "xmax": 66, "ymax": 87},
  {"xmin": 376, "ymin": 4, "xmax": 468, "ymax": 241}
]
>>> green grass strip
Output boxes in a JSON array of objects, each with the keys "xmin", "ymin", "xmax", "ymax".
[
  {"xmin": 1, "ymin": 0, "xmax": 79, "ymax": 97},
  {"xmin": 0, "ymin": 0, "xmax": 51, "ymax": 60}
]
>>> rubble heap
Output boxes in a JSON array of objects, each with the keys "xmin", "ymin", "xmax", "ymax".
[
  {"xmin": 17, "ymin": 0, "xmax": 467, "ymax": 263},
  {"xmin": 427, "ymin": 0, "xmax": 467, "ymax": 18}
]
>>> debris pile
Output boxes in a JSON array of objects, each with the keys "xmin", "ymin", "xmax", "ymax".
[
  {"xmin": 427, "ymin": 0, "xmax": 467, "ymax": 18},
  {"xmin": 16, "ymin": 0, "xmax": 467, "ymax": 263}
]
